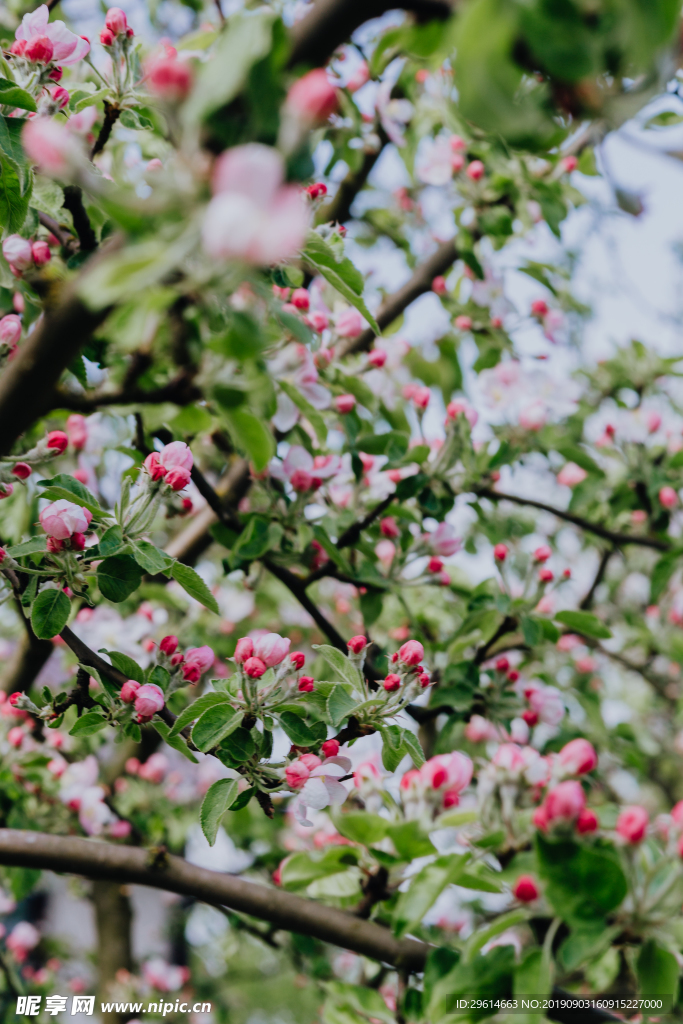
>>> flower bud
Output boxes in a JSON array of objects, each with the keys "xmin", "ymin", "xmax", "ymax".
[
  {"xmin": 513, "ymin": 876, "xmax": 539, "ymax": 902},
  {"xmin": 165, "ymin": 466, "xmax": 191, "ymax": 491},
  {"xmin": 99, "ymin": 28, "xmax": 114, "ymax": 45},
  {"xmin": 291, "ymin": 288, "xmax": 310, "ymax": 311},
  {"xmin": 11, "ymin": 463, "xmax": 31, "ymax": 480},
  {"xmin": 531, "ymin": 299, "xmax": 549, "ymax": 317},
  {"xmin": 285, "ymin": 760, "xmax": 310, "ymax": 789},
  {"xmin": 170, "ymin": 652, "xmax": 184, "ymax": 667},
  {"xmin": 558, "ymin": 738, "xmax": 597, "ymax": 776},
  {"xmin": 144, "ymin": 452, "xmax": 166, "ymax": 481},
  {"xmin": 368, "ymin": 348, "xmax": 387, "ymax": 368},
  {"xmin": 52, "ymin": 87, "xmax": 70, "ymax": 109},
  {"xmin": 466, "ymin": 160, "xmax": 484, "ymax": 180},
  {"xmin": 335, "ymin": 394, "xmax": 356, "ymax": 414},
  {"xmin": 120, "ymin": 680, "xmax": 140, "ymax": 704},
  {"xmin": 321, "ymin": 739, "xmax": 340, "ymax": 758},
  {"xmin": 253, "ymin": 633, "xmax": 290, "ymax": 667},
  {"xmin": 146, "ymin": 56, "xmax": 192, "ymax": 102},
  {"xmin": 134, "ymin": 682, "xmax": 165, "ymax": 723},
  {"xmin": 0, "ymin": 314, "xmax": 22, "ymax": 350},
  {"xmin": 244, "ymin": 657, "xmax": 266, "ymax": 679},
  {"xmin": 285, "ymin": 68, "xmax": 338, "ymax": 123},
  {"xmin": 455, "ymin": 315, "xmax": 472, "ymax": 330},
  {"xmin": 31, "ymin": 240, "xmax": 51, "ymax": 266},
  {"xmin": 383, "ymin": 673, "xmax": 401, "ymax": 692},
  {"xmin": 46, "ymin": 431, "xmax": 68, "ymax": 454},
  {"xmin": 493, "ymin": 543, "xmax": 508, "ymax": 561},
  {"xmin": 347, "ymin": 635, "xmax": 367, "ymax": 654},
  {"xmin": 298, "ymin": 676, "xmax": 314, "ymax": 692},
  {"xmin": 576, "ymin": 808, "xmax": 598, "ymax": 834},
  {"xmin": 495, "ymin": 657, "xmax": 509, "ymax": 673},
  {"xmin": 432, "ymin": 276, "xmax": 447, "ymax": 295},
  {"xmin": 159, "ymin": 636, "xmax": 178, "ymax": 656},
  {"xmin": 380, "ymin": 516, "xmax": 399, "ymax": 538},
  {"xmin": 8, "ymin": 693, "xmax": 21, "ymax": 707},
  {"xmin": 104, "ymin": 7, "xmax": 128, "ymax": 34},
  {"xmin": 538, "ymin": 568, "xmax": 553, "ymax": 583},
  {"xmin": 2, "ymin": 236, "xmax": 33, "ymax": 272},
  {"xmin": 70, "ymin": 532, "xmax": 86, "ymax": 551},
  {"xmin": 290, "ymin": 651, "xmax": 305, "ymax": 670},
  {"xmin": 659, "ymin": 486, "xmax": 677, "ymax": 509},
  {"xmin": 25, "ymin": 35, "xmax": 54, "ymax": 63},
  {"xmin": 533, "ymin": 545, "xmax": 552, "ymax": 563},
  {"xmin": 544, "ymin": 780, "xmax": 585, "ymax": 824},
  {"xmin": 306, "ymin": 182, "xmax": 327, "ymax": 199},
  {"xmin": 418, "ymin": 672, "xmax": 430, "ymax": 688},
  {"xmin": 398, "ymin": 639, "xmax": 424, "ymax": 666},
  {"xmin": 234, "ymin": 637, "xmax": 254, "ymax": 664},
  {"xmin": 616, "ymin": 805, "xmax": 648, "ymax": 844}
]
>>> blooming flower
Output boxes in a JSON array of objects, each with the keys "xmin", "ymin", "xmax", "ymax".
[
  {"xmin": 428, "ymin": 522, "xmax": 462, "ymax": 557},
  {"xmin": 134, "ymin": 683, "xmax": 165, "ymax": 723},
  {"xmin": 557, "ymin": 462, "xmax": 587, "ymax": 487},
  {"xmin": 616, "ymin": 805, "xmax": 648, "ymax": 844},
  {"xmin": 12, "ymin": 6, "xmax": 90, "ymax": 66},
  {"xmin": 181, "ymin": 646, "xmax": 214, "ymax": 683},
  {"xmin": 202, "ymin": 144, "xmax": 308, "ymax": 266},
  {"xmin": 39, "ymin": 499, "xmax": 92, "ymax": 540},
  {"xmin": 253, "ymin": 633, "xmax": 290, "ymax": 667},
  {"xmin": 292, "ymin": 756, "xmax": 352, "ymax": 825}
]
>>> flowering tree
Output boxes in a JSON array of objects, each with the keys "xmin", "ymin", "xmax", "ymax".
[{"xmin": 0, "ymin": 0, "xmax": 681, "ymax": 1020}]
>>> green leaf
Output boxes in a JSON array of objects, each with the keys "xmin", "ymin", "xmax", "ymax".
[
  {"xmin": 171, "ymin": 562, "xmax": 219, "ymax": 614},
  {"xmin": 312, "ymin": 645, "xmax": 363, "ymax": 690},
  {"xmin": 521, "ymin": 615, "xmax": 543, "ymax": 646},
  {"xmin": 636, "ymin": 940, "xmax": 679, "ymax": 1001},
  {"xmin": 386, "ymin": 821, "xmax": 436, "ymax": 860},
  {"xmin": 327, "ymin": 685, "xmax": 358, "ymax": 727},
  {"xmin": 279, "ymin": 380, "xmax": 327, "ymax": 445},
  {"xmin": 230, "ymin": 785, "xmax": 255, "ymax": 811},
  {"xmin": 31, "ymin": 589, "xmax": 70, "ymax": 639},
  {"xmin": 217, "ymin": 726, "xmax": 255, "ymax": 766},
  {"xmin": 554, "ymin": 610, "xmax": 612, "ymax": 639},
  {"xmin": 279, "ymin": 710, "xmax": 318, "ymax": 747},
  {"xmin": 97, "ymin": 555, "xmax": 143, "ymax": 603},
  {"xmin": 192, "ymin": 705, "xmax": 243, "ymax": 752},
  {"xmin": 132, "ymin": 540, "xmax": 173, "ymax": 575},
  {"xmin": 221, "ymin": 407, "xmax": 275, "ymax": 472},
  {"xmin": 38, "ymin": 475, "xmax": 103, "ymax": 515},
  {"xmin": 200, "ymin": 778, "xmax": 240, "ymax": 846},
  {"xmin": 98, "ymin": 525, "xmax": 125, "ymax": 557},
  {"xmin": 379, "ymin": 725, "xmax": 405, "ymax": 772},
  {"xmin": 645, "ymin": 110, "xmax": 683, "ymax": 129},
  {"xmin": 535, "ymin": 834, "xmax": 627, "ymax": 926},
  {"xmin": 232, "ymin": 516, "xmax": 271, "ymax": 561},
  {"xmin": 69, "ymin": 710, "xmax": 108, "ymax": 736},
  {"xmin": 401, "ymin": 730, "xmax": 425, "ymax": 769},
  {"xmin": 0, "ymin": 79, "xmax": 37, "ymax": 113},
  {"xmin": 151, "ymin": 719, "xmax": 198, "ymax": 763},
  {"xmin": 650, "ymin": 553, "xmax": 679, "ymax": 603},
  {"xmin": 333, "ymin": 812, "xmax": 388, "ymax": 846},
  {"xmin": 103, "ymin": 650, "xmax": 143, "ymax": 684},
  {"xmin": 302, "ymin": 233, "xmax": 379, "ymax": 335},
  {"xmin": 394, "ymin": 855, "xmax": 470, "ymax": 936},
  {"xmin": 169, "ymin": 691, "xmax": 231, "ymax": 737},
  {"xmin": 323, "ymin": 983, "xmax": 395, "ymax": 1024},
  {"xmin": 7, "ymin": 538, "xmax": 47, "ymax": 558}
]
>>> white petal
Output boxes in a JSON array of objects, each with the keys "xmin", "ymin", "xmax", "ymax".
[
  {"xmin": 299, "ymin": 776, "xmax": 330, "ymax": 809},
  {"xmin": 323, "ymin": 779, "xmax": 349, "ymax": 806}
]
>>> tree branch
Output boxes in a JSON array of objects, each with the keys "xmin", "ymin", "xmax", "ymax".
[
  {"xmin": 579, "ymin": 548, "xmax": 613, "ymax": 611},
  {"xmin": 62, "ymin": 186, "xmax": 98, "ymax": 253},
  {"xmin": 91, "ymin": 101, "xmax": 121, "ymax": 160},
  {"xmin": 476, "ymin": 488, "xmax": 670, "ymax": 551},
  {"xmin": 338, "ymin": 239, "xmax": 458, "ymax": 357},
  {"xmin": 303, "ymin": 493, "xmax": 395, "ymax": 586},
  {"xmin": 316, "ymin": 131, "xmax": 388, "ymax": 227},
  {"xmin": 50, "ymin": 370, "xmax": 202, "ymax": 414}
]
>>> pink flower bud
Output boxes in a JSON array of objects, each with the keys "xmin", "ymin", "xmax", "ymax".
[
  {"xmin": 146, "ymin": 56, "xmax": 192, "ymax": 102},
  {"xmin": 25, "ymin": 35, "xmax": 54, "ymax": 63},
  {"xmin": 399, "ymin": 639, "xmax": 424, "ymax": 666},
  {"xmin": 0, "ymin": 483, "xmax": 13, "ymax": 500},
  {"xmin": 291, "ymin": 288, "xmax": 310, "ymax": 311},
  {"xmin": 120, "ymin": 680, "xmax": 140, "ymax": 703},
  {"xmin": 70, "ymin": 532, "xmax": 86, "ymax": 551},
  {"xmin": 290, "ymin": 468, "xmax": 313, "ymax": 492},
  {"xmin": 659, "ymin": 486, "xmax": 677, "ymax": 509},
  {"xmin": 244, "ymin": 657, "xmax": 266, "ymax": 678},
  {"xmin": 110, "ymin": 820, "xmax": 132, "ymax": 839},
  {"xmin": 418, "ymin": 672, "xmax": 430, "ymax": 687},
  {"xmin": 0, "ymin": 314, "xmax": 21, "ymax": 350},
  {"xmin": 321, "ymin": 739, "xmax": 340, "ymax": 758},
  {"xmin": 235, "ymin": 638, "xmax": 254, "ymax": 664},
  {"xmin": 306, "ymin": 182, "xmax": 327, "ymax": 199},
  {"xmin": 170, "ymin": 652, "xmax": 184, "ymax": 666},
  {"xmin": 368, "ymin": 348, "xmax": 387, "ymax": 368},
  {"xmin": 285, "ymin": 760, "xmax": 310, "ymax": 789},
  {"xmin": 383, "ymin": 673, "xmax": 401, "ymax": 692},
  {"xmin": 493, "ymin": 543, "xmax": 508, "ymax": 561},
  {"xmin": 531, "ymin": 299, "xmax": 549, "ymax": 316},
  {"xmin": 144, "ymin": 452, "xmax": 166, "ymax": 481},
  {"xmin": 47, "ymin": 537, "xmax": 63, "ymax": 553},
  {"xmin": 647, "ymin": 411, "xmax": 662, "ymax": 433},
  {"xmin": 380, "ymin": 516, "xmax": 400, "ymax": 539},
  {"xmin": 290, "ymin": 651, "xmax": 305, "ymax": 670},
  {"xmin": 8, "ymin": 693, "xmax": 21, "ymax": 707},
  {"xmin": 286, "ymin": 68, "xmax": 338, "ymax": 123},
  {"xmin": 47, "ymin": 431, "xmax": 68, "ymax": 454},
  {"xmin": 561, "ymin": 155, "xmax": 578, "ymax": 173},
  {"xmin": 52, "ymin": 87, "xmax": 70, "ymax": 109},
  {"xmin": 522, "ymin": 709, "xmax": 538, "ymax": 726},
  {"xmin": 134, "ymin": 682, "xmax": 165, "ymax": 723},
  {"xmin": 446, "ymin": 401, "xmax": 478, "ymax": 427},
  {"xmin": 308, "ymin": 313, "xmax": 329, "ymax": 334},
  {"xmin": 432, "ymin": 275, "xmax": 447, "ymax": 295},
  {"xmin": 11, "ymin": 463, "xmax": 31, "ymax": 480},
  {"xmin": 455, "ymin": 315, "xmax": 472, "ymax": 330},
  {"xmin": 298, "ymin": 676, "xmax": 314, "ymax": 692},
  {"xmin": 31, "ymin": 241, "xmax": 51, "ymax": 267},
  {"xmin": 10, "ymin": 40, "xmax": 27, "ymax": 57},
  {"xmin": 125, "ymin": 757, "xmax": 140, "ymax": 775},
  {"xmin": 558, "ymin": 738, "xmax": 597, "ymax": 776},
  {"xmin": 335, "ymin": 308, "xmax": 363, "ymax": 338},
  {"xmin": 544, "ymin": 780, "xmax": 585, "ymax": 824},
  {"xmin": 165, "ymin": 466, "xmax": 191, "ymax": 491},
  {"xmin": 428, "ymin": 557, "xmax": 444, "ymax": 573},
  {"xmin": 347, "ymin": 635, "xmax": 367, "ymax": 654},
  {"xmin": 159, "ymin": 636, "xmax": 178, "ymax": 656},
  {"xmin": 99, "ymin": 28, "xmax": 114, "ymax": 45},
  {"xmin": 616, "ymin": 805, "xmax": 648, "ymax": 844},
  {"xmin": 253, "ymin": 633, "xmax": 290, "ymax": 667},
  {"xmin": 412, "ymin": 386, "xmax": 431, "ymax": 409},
  {"xmin": 451, "ymin": 154, "xmax": 465, "ymax": 172},
  {"xmin": 533, "ymin": 545, "xmax": 552, "ymax": 563},
  {"xmin": 557, "ymin": 462, "xmax": 587, "ymax": 487},
  {"xmin": 8, "ymin": 726, "xmax": 24, "ymax": 748},
  {"xmin": 2, "ymin": 236, "xmax": 33, "ymax": 272},
  {"xmin": 104, "ymin": 7, "xmax": 128, "ymax": 34},
  {"xmin": 66, "ymin": 414, "xmax": 87, "ymax": 450},
  {"xmin": 513, "ymin": 876, "xmax": 539, "ymax": 902},
  {"xmin": 539, "ymin": 567, "xmax": 553, "ymax": 583},
  {"xmin": 335, "ymin": 394, "xmax": 356, "ymax": 414},
  {"xmin": 182, "ymin": 646, "xmax": 213, "ymax": 683},
  {"xmin": 577, "ymin": 808, "xmax": 598, "ymax": 834},
  {"xmin": 466, "ymin": 160, "xmax": 484, "ymax": 180}
]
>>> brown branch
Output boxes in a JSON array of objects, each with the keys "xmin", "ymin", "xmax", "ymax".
[
  {"xmin": 62, "ymin": 186, "xmax": 98, "ymax": 253},
  {"xmin": 316, "ymin": 130, "xmax": 389, "ymax": 227},
  {"xmin": 92, "ymin": 880, "xmax": 133, "ymax": 1024},
  {"xmin": 91, "ymin": 101, "xmax": 121, "ymax": 159},
  {"xmin": 37, "ymin": 212, "xmax": 74, "ymax": 250},
  {"xmin": 0, "ymin": 829, "xmax": 622, "ymax": 1023},
  {"xmin": 60, "ymin": 626, "xmax": 128, "ymax": 687},
  {"xmin": 579, "ymin": 547, "xmax": 613, "ymax": 611},
  {"xmin": 50, "ymin": 370, "xmax": 202, "ymax": 414},
  {"xmin": 338, "ymin": 239, "xmax": 458, "ymax": 357},
  {"xmin": 303, "ymin": 493, "xmax": 395, "ymax": 586},
  {"xmin": 476, "ymin": 488, "xmax": 670, "ymax": 551}
]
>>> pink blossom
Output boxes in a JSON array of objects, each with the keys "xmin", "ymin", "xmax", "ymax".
[
  {"xmin": 557, "ymin": 462, "xmax": 587, "ymax": 487},
  {"xmin": 2, "ymin": 236, "xmax": 33, "ymax": 271},
  {"xmin": 143, "ymin": 958, "xmax": 189, "ymax": 993},
  {"xmin": 335, "ymin": 309, "xmax": 364, "ymax": 338},
  {"xmin": 519, "ymin": 402, "xmax": 547, "ymax": 431},
  {"xmin": 182, "ymin": 646, "xmax": 214, "ymax": 682},
  {"xmin": 526, "ymin": 683, "xmax": 564, "ymax": 726},
  {"xmin": 464, "ymin": 715, "xmax": 498, "ymax": 743},
  {"xmin": 558, "ymin": 738, "xmax": 597, "ymax": 775},
  {"xmin": 0, "ymin": 315, "xmax": 21, "ymax": 350},
  {"xmin": 335, "ymin": 394, "xmax": 356, "ymax": 414},
  {"xmin": 292, "ymin": 756, "xmax": 352, "ymax": 825},
  {"xmin": 203, "ymin": 144, "xmax": 308, "ymax": 266},
  {"xmin": 119, "ymin": 680, "xmax": 140, "ymax": 704},
  {"xmin": 138, "ymin": 752, "xmax": 169, "ymax": 784},
  {"xmin": 39, "ymin": 499, "xmax": 92, "ymax": 540},
  {"xmin": 244, "ymin": 657, "xmax": 266, "ymax": 678},
  {"xmin": 234, "ymin": 637, "xmax": 254, "ymax": 664},
  {"xmin": 134, "ymin": 683, "xmax": 165, "ymax": 723},
  {"xmin": 533, "ymin": 545, "xmax": 551, "ymax": 563},
  {"xmin": 544, "ymin": 780, "xmax": 585, "ymax": 823},
  {"xmin": 375, "ymin": 539, "xmax": 395, "ymax": 566},
  {"xmin": 104, "ymin": 6, "xmax": 127, "ymax": 34},
  {"xmin": 466, "ymin": 160, "xmax": 485, "ymax": 180},
  {"xmin": 110, "ymin": 820, "xmax": 132, "ymax": 839},
  {"xmin": 253, "ymin": 633, "xmax": 290, "ymax": 667},
  {"xmin": 22, "ymin": 117, "xmax": 74, "ymax": 177},
  {"xmin": 659, "ymin": 486, "xmax": 677, "ymax": 509},
  {"xmin": 380, "ymin": 516, "xmax": 400, "ymax": 538},
  {"xmin": 286, "ymin": 760, "xmax": 311, "ymax": 789},
  {"xmin": 420, "ymin": 751, "xmax": 472, "ymax": 792},
  {"xmin": 493, "ymin": 543, "xmax": 508, "ymax": 561},
  {"xmin": 14, "ymin": 6, "xmax": 90, "ymax": 66},
  {"xmin": 384, "ymin": 673, "xmax": 401, "ymax": 692},
  {"xmin": 368, "ymin": 348, "xmax": 387, "ymax": 367},
  {"xmin": 513, "ymin": 876, "xmax": 539, "ymax": 902},
  {"xmin": 6, "ymin": 922, "xmax": 40, "ymax": 961},
  {"xmin": 616, "ymin": 805, "xmax": 648, "ymax": 844},
  {"xmin": 322, "ymin": 739, "xmax": 340, "ymax": 758},
  {"xmin": 32, "ymin": 240, "xmax": 51, "ymax": 267},
  {"xmin": 347, "ymin": 635, "xmax": 367, "ymax": 654},
  {"xmin": 446, "ymin": 400, "xmax": 478, "ymax": 427},
  {"xmin": 66, "ymin": 414, "xmax": 87, "ymax": 450},
  {"xmin": 399, "ymin": 639, "xmax": 424, "ymax": 665},
  {"xmin": 429, "ymin": 522, "xmax": 462, "ymax": 557},
  {"xmin": 159, "ymin": 635, "xmax": 178, "ymax": 656},
  {"xmin": 146, "ymin": 55, "xmax": 192, "ymax": 102},
  {"xmin": 285, "ymin": 68, "xmax": 338, "ymax": 122}
]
